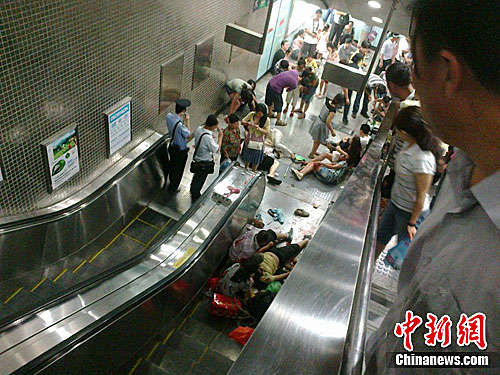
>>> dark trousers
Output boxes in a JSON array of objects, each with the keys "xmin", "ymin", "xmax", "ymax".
[
  {"xmin": 167, "ymin": 147, "xmax": 188, "ymax": 192},
  {"xmin": 375, "ymin": 59, "xmax": 392, "ymax": 75},
  {"xmin": 157, "ymin": 144, "xmax": 170, "ymax": 181},
  {"xmin": 270, "ymin": 244, "xmax": 301, "ymax": 266},
  {"xmin": 353, "ymin": 88, "xmax": 370, "ymax": 116},
  {"xmin": 343, "ymin": 89, "xmax": 353, "ymax": 122},
  {"xmin": 190, "ymin": 171, "xmax": 209, "ymax": 200},
  {"xmin": 329, "ymin": 23, "xmax": 345, "ymax": 47}
]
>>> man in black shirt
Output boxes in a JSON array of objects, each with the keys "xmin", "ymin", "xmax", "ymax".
[{"xmin": 271, "ymin": 40, "xmax": 290, "ymax": 74}]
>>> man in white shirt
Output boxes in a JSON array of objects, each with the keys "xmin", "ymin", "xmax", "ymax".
[
  {"xmin": 300, "ymin": 9, "xmax": 323, "ymax": 59},
  {"xmin": 375, "ymin": 33, "xmax": 400, "ymax": 74},
  {"xmin": 190, "ymin": 114, "xmax": 222, "ymax": 200}
]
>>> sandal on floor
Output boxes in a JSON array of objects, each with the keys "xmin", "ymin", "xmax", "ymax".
[
  {"xmin": 294, "ymin": 208, "xmax": 310, "ymax": 217},
  {"xmin": 276, "ymin": 121, "xmax": 287, "ymax": 126},
  {"xmin": 298, "ymin": 114, "xmax": 305, "ymax": 119}
]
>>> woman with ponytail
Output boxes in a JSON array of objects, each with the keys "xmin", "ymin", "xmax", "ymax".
[{"xmin": 376, "ymin": 106, "xmax": 437, "ymax": 256}]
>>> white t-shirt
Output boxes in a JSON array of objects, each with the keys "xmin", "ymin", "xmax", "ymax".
[
  {"xmin": 330, "ymin": 151, "xmax": 341, "ymax": 162},
  {"xmin": 304, "ymin": 18, "xmax": 324, "ymax": 45},
  {"xmin": 193, "ymin": 127, "xmax": 219, "ymax": 162},
  {"xmin": 381, "ymin": 38, "xmax": 397, "ymax": 60},
  {"xmin": 391, "ymin": 143, "xmax": 436, "ymax": 213},
  {"xmin": 360, "ymin": 135, "xmax": 370, "ymax": 151}
]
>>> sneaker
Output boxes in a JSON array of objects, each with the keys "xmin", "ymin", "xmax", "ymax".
[
  {"xmin": 298, "ymin": 113, "xmax": 306, "ymax": 119},
  {"xmin": 291, "ymin": 168, "xmax": 303, "ymax": 181},
  {"xmin": 276, "ymin": 120, "xmax": 287, "ymax": 126},
  {"xmin": 360, "ymin": 111, "xmax": 369, "ymax": 119},
  {"xmin": 269, "ymin": 112, "xmax": 278, "ymax": 118},
  {"xmin": 294, "ymin": 208, "xmax": 310, "ymax": 217},
  {"xmin": 351, "ymin": 113, "xmax": 357, "ymax": 119},
  {"xmin": 343, "ymin": 118, "xmax": 348, "ymax": 125}
]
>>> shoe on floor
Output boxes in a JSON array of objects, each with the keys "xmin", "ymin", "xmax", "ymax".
[
  {"xmin": 291, "ymin": 168, "xmax": 303, "ymax": 181},
  {"xmin": 360, "ymin": 111, "xmax": 369, "ymax": 119},
  {"xmin": 267, "ymin": 175, "xmax": 282, "ymax": 185},
  {"xmin": 298, "ymin": 113, "xmax": 305, "ymax": 119},
  {"xmin": 343, "ymin": 118, "xmax": 349, "ymax": 125},
  {"xmin": 276, "ymin": 120, "xmax": 287, "ymax": 126},
  {"xmin": 269, "ymin": 112, "xmax": 278, "ymax": 118},
  {"xmin": 294, "ymin": 208, "xmax": 310, "ymax": 217},
  {"xmin": 351, "ymin": 113, "xmax": 357, "ymax": 119}
]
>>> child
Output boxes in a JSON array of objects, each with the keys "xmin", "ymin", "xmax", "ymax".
[
  {"xmin": 317, "ymin": 43, "xmax": 338, "ymax": 98},
  {"xmin": 220, "ymin": 113, "xmax": 242, "ymax": 171},
  {"xmin": 305, "ymin": 55, "xmax": 319, "ymax": 73},
  {"xmin": 295, "ymin": 67, "xmax": 319, "ymax": 119}
]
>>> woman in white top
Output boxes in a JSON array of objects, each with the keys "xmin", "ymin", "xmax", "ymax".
[
  {"xmin": 376, "ymin": 106, "xmax": 439, "ymax": 256},
  {"xmin": 190, "ymin": 114, "xmax": 222, "ymax": 200}
]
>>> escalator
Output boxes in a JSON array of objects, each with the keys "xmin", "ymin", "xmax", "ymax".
[{"xmin": 0, "ymin": 133, "xmax": 266, "ymax": 374}]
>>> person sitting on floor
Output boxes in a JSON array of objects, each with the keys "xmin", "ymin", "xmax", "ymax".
[
  {"xmin": 216, "ymin": 256, "xmax": 261, "ymax": 299},
  {"xmin": 292, "ymin": 136, "xmax": 361, "ymax": 184},
  {"xmin": 247, "ymin": 239, "xmax": 309, "ymax": 286},
  {"xmin": 229, "ymin": 225, "xmax": 292, "ymax": 263}
]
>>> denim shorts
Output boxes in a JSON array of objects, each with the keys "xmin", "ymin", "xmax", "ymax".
[{"xmin": 376, "ymin": 201, "xmax": 429, "ymax": 246}]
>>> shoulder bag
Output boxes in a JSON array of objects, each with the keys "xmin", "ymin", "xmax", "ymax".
[
  {"xmin": 190, "ymin": 132, "xmax": 215, "ymax": 174},
  {"xmin": 168, "ymin": 120, "xmax": 183, "ymax": 152}
]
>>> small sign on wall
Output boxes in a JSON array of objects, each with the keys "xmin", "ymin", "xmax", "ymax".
[
  {"xmin": 41, "ymin": 124, "xmax": 80, "ymax": 192},
  {"xmin": 104, "ymin": 97, "xmax": 132, "ymax": 157}
]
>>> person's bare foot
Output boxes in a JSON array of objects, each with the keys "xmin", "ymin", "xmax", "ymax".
[{"xmin": 291, "ymin": 168, "xmax": 303, "ymax": 181}]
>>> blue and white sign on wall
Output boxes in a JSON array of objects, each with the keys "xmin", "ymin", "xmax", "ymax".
[{"xmin": 104, "ymin": 97, "xmax": 132, "ymax": 157}]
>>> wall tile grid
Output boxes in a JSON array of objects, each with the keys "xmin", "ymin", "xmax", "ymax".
[{"xmin": 0, "ymin": 0, "xmax": 258, "ymax": 216}]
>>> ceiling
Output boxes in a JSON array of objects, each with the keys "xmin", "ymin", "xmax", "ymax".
[{"xmin": 308, "ymin": 0, "xmax": 412, "ymax": 35}]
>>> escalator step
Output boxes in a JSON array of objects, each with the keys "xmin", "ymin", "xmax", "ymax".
[{"xmin": 140, "ymin": 208, "xmax": 172, "ymax": 229}]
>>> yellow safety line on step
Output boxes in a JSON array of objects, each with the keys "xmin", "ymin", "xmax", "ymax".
[
  {"xmin": 173, "ymin": 246, "xmax": 197, "ymax": 269},
  {"xmin": 4, "ymin": 287, "xmax": 23, "ymax": 304},
  {"xmin": 137, "ymin": 218, "xmax": 161, "ymax": 230},
  {"xmin": 88, "ymin": 206, "xmax": 148, "ymax": 263},
  {"xmin": 145, "ymin": 218, "xmax": 172, "ymax": 248},
  {"xmin": 145, "ymin": 341, "xmax": 160, "ymax": 361},
  {"xmin": 128, "ymin": 357, "xmax": 143, "ymax": 375},
  {"xmin": 162, "ymin": 329, "xmax": 175, "ymax": 345},
  {"xmin": 121, "ymin": 233, "xmax": 147, "ymax": 246},
  {"xmin": 73, "ymin": 260, "xmax": 87, "ymax": 274},
  {"xmin": 31, "ymin": 277, "xmax": 47, "ymax": 292},
  {"xmin": 53, "ymin": 268, "xmax": 67, "ymax": 282}
]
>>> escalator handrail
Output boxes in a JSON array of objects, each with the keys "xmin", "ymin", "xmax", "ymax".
[
  {"xmin": 0, "ymin": 160, "xmax": 238, "ymax": 332},
  {"xmin": 0, "ymin": 131, "xmax": 166, "ymax": 232}
]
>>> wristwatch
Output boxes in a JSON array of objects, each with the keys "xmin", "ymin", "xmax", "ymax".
[{"xmin": 408, "ymin": 223, "xmax": 416, "ymax": 227}]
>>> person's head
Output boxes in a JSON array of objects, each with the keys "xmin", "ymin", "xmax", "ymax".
[
  {"xmin": 385, "ymin": 62, "xmax": 411, "ymax": 98},
  {"xmin": 255, "ymin": 229, "xmax": 277, "ymax": 248},
  {"xmin": 343, "ymin": 36, "xmax": 353, "ymax": 47},
  {"xmin": 327, "ymin": 42, "xmax": 336, "ymax": 53},
  {"xmin": 315, "ymin": 9, "xmax": 322, "ymax": 20},
  {"xmin": 296, "ymin": 29, "xmax": 305, "ymax": 39},
  {"xmin": 392, "ymin": 106, "xmax": 440, "ymax": 160},
  {"xmin": 332, "ymin": 93, "xmax": 345, "ymax": 108},
  {"xmin": 281, "ymin": 40, "xmax": 290, "ymax": 51},
  {"xmin": 374, "ymin": 84, "xmax": 387, "ymax": 99},
  {"xmin": 279, "ymin": 59, "xmax": 290, "ymax": 71},
  {"xmin": 247, "ymin": 79, "xmax": 256, "ymax": 90},
  {"xmin": 227, "ymin": 113, "xmax": 240, "ymax": 129},
  {"xmin": 204, "ymin": 114, "xmax": 219, "ymax": 130},
  {"xmin": 323, "ymin": 24, "xmax": 330, "ymax": 33},
  {"xmin": 296, "ymin": 58, "xmax": 306, "ymax": 72},
  {"xmin": 240, "ymin": 87, "xmax": 253, "ymax": 106},
  {"xmin": 352, "ymin": 39, "xmax": 359, "ymax": 47},
  {"xmin": 360, "ymin": 124, "xmax": 371, "ymax": 137},
  {"xmin": 346, "ymin": 21, "xmax": 354, "ymax": 30},
  {"xmin": 351, "ymin": 52, "xmax": 363, "ymax": 67},
  {"xmin": 390, "ymin": 33, "xmax": 400, "ymax": 43},
  {"xmin": 409, "ymin": 0, "xmax": 500, "ymax": 163},
  {"xmin": 360, "ymin": 40, "xmax": 370, "ymax": 54},
  {"xmin": 347, "ymin": 136, "xmax": 362, "ymax": 167},
  {"xmin": 254, "ymin": 103, "xmax": 268, "ymax": 127},
  {"xmin": 285, "ymin": 47, "xmax": 292, "ymax": 57},
  {"xmin": 231, "ymin": 255, "xmax": 262, "ymax": 283}
]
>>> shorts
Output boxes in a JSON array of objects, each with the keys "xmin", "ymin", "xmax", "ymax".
[
  {"xmin": 302, "ymin": 90, "xmax": 316, "ymax": 104},
  {"xmin": 376, "ymin": 201, "xmax": 429, "ymax": 246},
  {"xmin": 270, "ymin": 244, "xmax": 301, "ymax": 266},
  {"xmin": 258, "ymin": 154, "xmax": 275, "ymax": 172},
  {"xmin": 301, "ymin": 42, "xmax": 317, "ymax": 58},
  {"xmin": 265, "ymin": 83, "xmax": 284, "ymax": 112}
]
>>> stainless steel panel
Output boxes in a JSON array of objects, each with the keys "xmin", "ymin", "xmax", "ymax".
[
  {"xmin": 0, "ymin": 167, "xmax": 265, "ymax": 374},
  {"xmin": 228, "ymin": 109, "xmax": 394, "ymax": 375},
  {"xmin": 159, "ymin": 54, "xmax": 185, "ymax": 114},
  {"xmin": 321, "ymin": 62, "xmax": 366, "ymax": 92},
  {"xmin": 224, "ymin": 24, "xmax": 264, "ymax": 55}
]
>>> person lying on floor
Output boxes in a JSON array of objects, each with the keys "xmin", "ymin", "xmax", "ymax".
[
  {"xmin": 292, "ymin": 136, "xmax": 361, "ymax": 184},
  {"xmin": 259, "ymin": 128, "xmax": 296, "ymax": 185},
  {"xmin": 229, "ymin": 225, "xmax": 293, "ymax": 263},
  {"xmin": 247, "ymin": 239, "xmax": 309, "ymax": 287},
  {"xmin": 216, "ymin": 255, "xmax": 261, "ymax": 300}
]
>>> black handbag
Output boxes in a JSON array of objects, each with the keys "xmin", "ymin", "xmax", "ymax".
[{"xmin": 190, "ymin": 133, "xmax": 215, "ymax": 174}]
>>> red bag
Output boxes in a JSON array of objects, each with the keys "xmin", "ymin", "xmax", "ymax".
[
  {"xmin": 209, "ymin": 293, "xmax": 242, "ymax": 318},
  {"xmin": 207, "ymin": 277, "xmax": 220, "ymax": 292},
  {"xmin": 228, "ymin": 326, "xmax": 254, "ymax": 346}
]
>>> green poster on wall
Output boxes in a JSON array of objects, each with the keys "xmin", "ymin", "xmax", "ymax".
[{"xmin": 253, "ymin": 0, "xmax": 269, "ymax": 11}]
